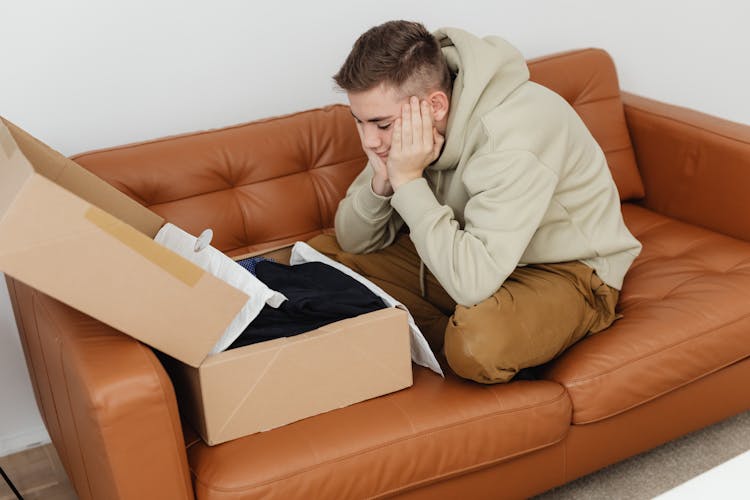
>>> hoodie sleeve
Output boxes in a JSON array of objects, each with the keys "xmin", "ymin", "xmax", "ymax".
[
  {"xmin": 390, "ymin": 150, "xmax": 558, "ymax": 306},
  {"xmin": 334, "ymin": 162, "xmax": 405, "ymax": 253}
]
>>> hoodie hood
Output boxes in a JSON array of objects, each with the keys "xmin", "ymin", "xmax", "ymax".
[{"xmin": 432, "ymin": 27, "xmax": 530, "ymax": 170}]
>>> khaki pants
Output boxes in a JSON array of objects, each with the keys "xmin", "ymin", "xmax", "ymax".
[{"xmin": 306, "ymin": 233, "xmax": 620, "ymax": 384}]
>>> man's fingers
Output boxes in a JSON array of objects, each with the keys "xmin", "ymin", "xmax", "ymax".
[
  {"xmin": 402, "ymin": 102, "xmax": 412, "ymax": 148},
  {"xmin": 410, "ymin": 96, "xmax": 422, "ymax": 147},
  {"xmin": 371, "ymin": 150, "xmax": 386, "ymax": 169},
  {"xmin": 392, "ymin": 117, "xmax": 402, "ymax": 153}
]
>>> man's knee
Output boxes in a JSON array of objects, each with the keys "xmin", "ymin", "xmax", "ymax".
[{"xmin": 443, "ymin": 304, "xmax": 519, "ymax": 384}]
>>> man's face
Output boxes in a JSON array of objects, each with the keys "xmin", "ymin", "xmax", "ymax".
[{"xmin": 348, "ymin": 84, "xmax": 409, "ymax": 162}]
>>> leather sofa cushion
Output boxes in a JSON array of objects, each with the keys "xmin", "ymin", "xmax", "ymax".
[
  {"xmin": 543, "ymin": 203, "xmax": 750, "ymax": 424},
  {"xmin": 528, "ymin": 48, "xmax": 645, "ymax": 201},
  {"xmin": 187, "ymin": 367, "xmax": 570, "ymax": 499}
]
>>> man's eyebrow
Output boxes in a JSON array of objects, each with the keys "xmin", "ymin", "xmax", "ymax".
[{"xmin": 350, "ymin": 110, "xmax": 394, "ymax": 123}]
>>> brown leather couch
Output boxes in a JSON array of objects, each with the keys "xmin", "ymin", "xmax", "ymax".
[{"xmin": 7, "ymin": 48, "xmax": 750, "ymax": 499}]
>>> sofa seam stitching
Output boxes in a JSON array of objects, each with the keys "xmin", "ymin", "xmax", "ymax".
[
  {"xmin": 574, "ymin": 354, "xmax": 750, "ymax": 425},
  {"xmin": 370, "ymin": 395, "xmax": 573, "ymax": 498},
  {"xmin": 370, "ymin": 435, "xmax": 569, "ymax": 499},
  {"xmin": 563, "ymin": 309, "xmax": 750, "ymax": 388}
]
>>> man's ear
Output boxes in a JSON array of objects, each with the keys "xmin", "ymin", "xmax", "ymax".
[{"xmin": 427, "ymin": 91, "xmax": 450, "ymax": 121}]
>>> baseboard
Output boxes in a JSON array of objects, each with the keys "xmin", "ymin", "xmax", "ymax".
[{"xmin": 0, "ymin": 426, "xmax": 51, "ymax": 457}]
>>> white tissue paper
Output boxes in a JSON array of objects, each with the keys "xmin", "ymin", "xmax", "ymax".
[
  {"xmin": 290, "ymin": 241, "xmax": 444, "ymax": 377},
  {"xmin": 154, "ymin": 223, "xmax": 287, "ymax": 355}
]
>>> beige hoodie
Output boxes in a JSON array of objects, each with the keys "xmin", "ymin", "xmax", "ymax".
[{"xmin": 335, "ymin": 27, "xmax": 642, "ymax": 306}]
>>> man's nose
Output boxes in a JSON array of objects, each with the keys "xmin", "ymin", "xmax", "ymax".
[{"xmin": 363, "ymin": 126, "xmax": 381, "ymax": 149}]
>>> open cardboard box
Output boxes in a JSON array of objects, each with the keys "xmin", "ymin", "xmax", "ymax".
[{"xmin": 0, "ymin": 117, "xmax": 413, "ymax": 445}]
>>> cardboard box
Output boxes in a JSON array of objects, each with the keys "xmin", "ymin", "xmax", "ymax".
[
  {"xmin": 167, "ymin": 293, "xmax": 411, "ymax": 444},
  {"xmin": 0, "ymin": 117, "xmax": 413, "ymax": 445}
]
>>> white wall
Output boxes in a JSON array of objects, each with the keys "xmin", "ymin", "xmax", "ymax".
[{"xmin": 1, "ymin": 0, "xmax": 748, "ymax": 455}]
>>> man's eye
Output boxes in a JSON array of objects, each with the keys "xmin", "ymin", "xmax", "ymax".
[{"xmin": 377, "ymin": 123, "xmax": 391, "ymax": 130}]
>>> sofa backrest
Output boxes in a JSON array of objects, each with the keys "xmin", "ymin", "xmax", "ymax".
[
  {"xmin": 73, "ymin": 106, "xmax": 366, "ymax": 255},
  {"xmin": 73, "ymin": 48, "xmax": 644, "ymax": 255}
]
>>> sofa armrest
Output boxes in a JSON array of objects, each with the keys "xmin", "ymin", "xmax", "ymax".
[
  {"xmin": 6, "ymin": 277, "xmax": 194, "ymax": 500},
  {"xmin": 622, "ymin": 92, "xmax": 750, "ymax": 241}
]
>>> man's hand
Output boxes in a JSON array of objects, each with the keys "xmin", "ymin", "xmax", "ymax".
[
  {"xmin": 388, "ymin": 96, "xmax": 445, "ymax": 190},
  {"xmin": 355, "ymin": 123, "xmax": 394, "ymax": 196}
]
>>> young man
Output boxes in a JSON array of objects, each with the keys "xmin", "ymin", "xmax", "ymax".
[{"xmin": 307, "ymin": 20, "xmax": 642, "ymax": 383}]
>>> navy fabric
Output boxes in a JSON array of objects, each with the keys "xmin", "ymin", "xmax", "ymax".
[
  {"xmin": 229, "ymin": 261, "xmax": 388, "ymax": 349},
  {"xmin": 236, "ymin": 256, "xmax": 273, "ymax": 275}
]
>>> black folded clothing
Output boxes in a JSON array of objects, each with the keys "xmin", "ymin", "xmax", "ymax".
[{"xmin": 228, "ymin": 260, "xmax": 388, "ymax": 349}]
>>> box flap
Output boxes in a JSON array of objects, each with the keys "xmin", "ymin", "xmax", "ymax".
[
  {"xmin": 0, "ymin": 121, "xmax": 34, "ymax": 225},
  {"xmin": 0, "ymin": 118, "xmax": 249, "ymax": 366},
  {"xmin": 0, "ymin": 117, "xmax": 164, "ymax": 237}
]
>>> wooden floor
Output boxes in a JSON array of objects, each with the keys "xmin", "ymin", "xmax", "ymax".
[{"xmin": 0, "ymin": 444, "xmax": 76, "ymax": 500}]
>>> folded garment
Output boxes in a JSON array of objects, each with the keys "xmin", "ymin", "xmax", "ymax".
[
  {"xmin": 229, "ymin": 260, "xmax": 388, "ymax": 348},
  {"xmin": 153, "ymin": 223, "xmax": 287, "ymax": 354},
  {"xmin": 290, "ymin": 242, "xmax": 443, "ymax": 376}
]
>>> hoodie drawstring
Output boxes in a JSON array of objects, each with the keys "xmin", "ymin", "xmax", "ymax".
[{"xmin": 419, "ymin": 261, "xmax": 426, "ymax": 298}]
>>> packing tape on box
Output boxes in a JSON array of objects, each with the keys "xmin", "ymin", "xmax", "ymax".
[{"xmin": 85, "ymin": 207, "xmax": 204, "ymax": 287}]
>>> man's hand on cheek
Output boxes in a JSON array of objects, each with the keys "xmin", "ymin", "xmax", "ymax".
[
  {"xmin": 387, "ymin": 96, "xmax": 445, "ymax": 190},
  {"xmin": 356, "ymin": 122, "xmax": 393, "ymax": 196}
]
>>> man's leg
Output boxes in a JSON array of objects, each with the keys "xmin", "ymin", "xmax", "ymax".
[
  {"xmin": 444, "ymin": 261, "xmax": 620, "ymax": 384},
  {"xmin": 306, "ymin": 233, "xmax": 456, "ymax": 351}
]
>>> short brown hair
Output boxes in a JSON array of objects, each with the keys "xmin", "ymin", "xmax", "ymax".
[{"xmin": 334, "ymin": 21, "xmax": 452, "ymax": 97}]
